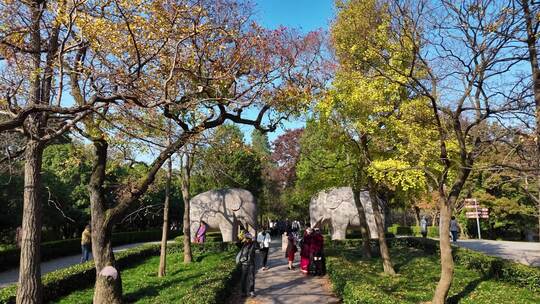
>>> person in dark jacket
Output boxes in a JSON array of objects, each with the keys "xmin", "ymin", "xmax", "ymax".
[
  {"xmin": 238, "ymin": 232, "xmax": 258, "ymax": 297},
  {"xmin": 311, "ymin": 228, "xmax": 325, "ymax": 275}
]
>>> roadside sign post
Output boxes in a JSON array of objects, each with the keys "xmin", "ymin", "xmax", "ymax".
[
  {"xmin": 475, "ymin": 203, "xmax": 481, "ymax": 240},
  {"xmin": 464, "ymin": 199, "xmax": 487, "ymax": 240}
]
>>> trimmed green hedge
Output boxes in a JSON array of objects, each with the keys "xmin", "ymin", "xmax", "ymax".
[
  {"xmin": 327, "ymin": 255, "xmax": 397, "ymax": 304},
  {"xmin": 0, "ymin": 244, "xmax": 162, "ymax": 304},
  {"xmin": 327, "ymin": 237, "xmax": 540, "ymax": 303},
  {"xmin": 0, "ymin": 239, "xmax": 232, "ymax": 304},
  {"xmin": 388, "ymin": 237, "xmax": 540, "ymax": 291},
  {"xmin": 387, "ymin": 224, "xmax": 439, "ymax": 237},
  {"xmin": 392, "ymin": 237, "xmax": 540, "ymax": 291},
  {"xmin": 0, "ymin": 230, "xmax": 181, "ymax": 272},
  {"xmin": 177, "ymin": 252, "xmax": 240, "ymax": 304}
]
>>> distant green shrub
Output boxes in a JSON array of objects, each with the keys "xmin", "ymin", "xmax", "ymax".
[{"xmin": 0, "ymin": 230, "xmax": 181, "ymax": 272}]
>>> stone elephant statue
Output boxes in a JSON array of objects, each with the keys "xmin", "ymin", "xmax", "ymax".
[
  {"xmin": 190, "ymin": 188, "xmax": 257, "ymax": 242},
  {"xmin": 309, "ymin": 187, "xmax": 380, "ymax": 240}
]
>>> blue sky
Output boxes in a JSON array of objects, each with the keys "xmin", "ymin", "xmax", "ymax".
[
  {"xmin": 239, "ymin": 0, "xmax": 335, "ymax": 144},
  {"xmin": 254, "ymin": 0, "xmax": 335, "ymax": 32}
]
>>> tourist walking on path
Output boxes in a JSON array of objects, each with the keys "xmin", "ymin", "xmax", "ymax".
[
  {"xmin": 285, "ymin": 231, "xmax": 297, "ymax": 270},
  {"xmin": 450, "ymin": 216, "xmax": 460, "ymax": 243},
  {"xmin": 420, "ymin": 216, "xmax": 428, "ymax": 238},
  {"xmin": 80, "ymin": 224, "xmax": 92, "ymax": 263},
  {"xmin": 257, "ymin": 227, "xmax": 272, "ymax": 270},
  {"xmin": 238, "ymin": 232, "xmax": 258, "ymax": 298},
  {"xmin": 195, "ymin": 221, "xmax": 208, "ymax": 244},
  {"xmin": 311, "ymin": 228, "xmax": 325, "ymax": 276},
  {"xmin": 300, "ymin": 228, "xmax": 313, "ymax": 274}
]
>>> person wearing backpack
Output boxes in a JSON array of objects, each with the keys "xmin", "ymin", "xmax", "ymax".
[
  {"xmin": 237, "ymin": 233, "xmax": 258, "ymax": 297},
  {"xmin": 257, "ymin": 227, "xmax": 272, "ymax": 270},
  {"xmin": 311, "ymin": 228, "xmax": 325, "ymax": 275}
]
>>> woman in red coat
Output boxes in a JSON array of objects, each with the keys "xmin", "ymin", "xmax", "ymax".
[{"xmin": 299, "ymin": 228, "xmax": 313, "ymax": 274}]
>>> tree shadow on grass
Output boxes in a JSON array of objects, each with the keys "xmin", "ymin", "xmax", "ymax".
[
  {"xmin": 393, "ymin": 249, "xmax": 430, "ymax": 273},
  {"xmin": 446, "ymin": 276, "xmax": 487, "ymax": 304},
  {"xmin": 123, "ymin": 272, "xmax": 205, "ymax": 303}
]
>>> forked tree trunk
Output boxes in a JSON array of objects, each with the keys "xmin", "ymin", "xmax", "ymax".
[
  {"xmin": 433, "ymin": 199, "xmax": 453, "ymax": 304},
  {"xmin": 352, "ymin": 188, "xmax": 372, "ymax": 258},
  {"xmin": 17, "ymin": 140, "xmax": 44, "ymax": 304},
  {"xmin": 181, "ymin": 153, "xmax": 193, "ymax": 263},
  {"xmin": 158, "ymin": 157, "xmax": 172, "ymax": 277},
  {"xmin": 92, "ymin": 219, "xmax": 121, "ymax": 304},
  {"xmin": 89, "ymin": 139, "xmax": 123, "ymax": 304}
]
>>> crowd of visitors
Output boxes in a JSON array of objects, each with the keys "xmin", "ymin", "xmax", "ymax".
[{"xmin": 234, "ymin": 219, "xmax": 327, "ymax": 298}]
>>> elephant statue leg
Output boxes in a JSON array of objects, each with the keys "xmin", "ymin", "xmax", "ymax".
[
  {"xmin": 219, "ymin": 221, "xmax": 234, "ymax": 242},
  {"xmin": 331, "ymin": 221, "xmax": 348, "ymax": 240},
  {"xmin": 190, "ymin": 221, "xmax": 200, "ymax": 242}
]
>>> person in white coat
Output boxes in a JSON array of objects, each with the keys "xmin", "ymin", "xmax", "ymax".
[{"xmin": 257, "ymin": 227, "xmax": 272, "ymax": 270}]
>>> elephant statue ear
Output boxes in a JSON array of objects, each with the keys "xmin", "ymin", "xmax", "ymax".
[
  {"xmin": 327, "ymin": 187, "xmax": 353, "ymax": 210},
  {"xmin": 225, "ymin": 189, "xmax": 243, "ymax": 211}
]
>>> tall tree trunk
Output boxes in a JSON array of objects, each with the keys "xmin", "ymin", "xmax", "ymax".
[
  {"xmin": 358, "ymin": 134, "xmax": 395, "ymax": 274},
  {"xmin": 521, "ymin": 0, "xmax": 540, "ymax": 241},
  {"xmin": 17, "ymin": 141, "xmax": 44, "ymax": 304},
  {"xmin": 89, "ymin": 139, "xmax": 123, "ymax": 304},
  {"xmin": 431, "ymin": 211, "xmax": 438, "ymax": 226},
  {"xmin": 181, "ymin": 152, "xmax": 193, "ymax": 263},
  {"xmin": 352, "ymin": 187, "xmax": 372, "ymax": 258},
  {"xmin": 17, "ymin": 1, "xmax": 45, "ymax": 302},
  {"xmin": 433, "ymin": 198, "xmax": 453, "ymax": 304},
  {"xmin": 158, "ymin": 156, "xmax": 172, "ymax": 277},
  {"xmin": 369, "ymin": 188, "xmax": 395, "ymax": 275}
]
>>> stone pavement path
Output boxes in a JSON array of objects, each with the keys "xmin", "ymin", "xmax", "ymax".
[
  {"xmin": 454, "ymin": 239, "xmax": 540, "ymax": 267},
  {"xmin": 231, "ymin": 240, "xmax": 340, "ymax": 304},
  {"xmin": 0, "ymin": 241, "xmax": 160, "ymax": 288}
]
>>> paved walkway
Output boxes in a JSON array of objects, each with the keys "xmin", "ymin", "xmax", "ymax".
[
  {"xmin": 454, "ymin": 239, "xmax": 540, "ymax": 267},
  {"xmin": 231, "ymin": 240, "xmax": 340, "ymax": 304},
  {"xmin": 0, "ymin": 242, "xmax": 158, "ymax": 288}
]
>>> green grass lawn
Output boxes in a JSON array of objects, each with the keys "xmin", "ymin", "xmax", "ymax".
[
  {"xmin": 54, "ymin": 250, "xmax": 236, "ymax": 304},
  {"xmin": 327, "ymin": 246, "xmax": 540, "ymax": 304}
]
